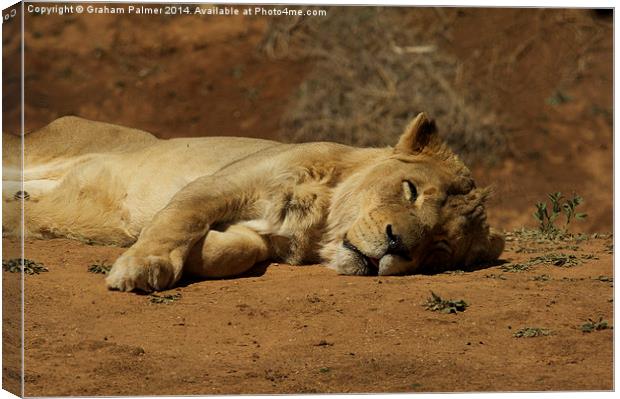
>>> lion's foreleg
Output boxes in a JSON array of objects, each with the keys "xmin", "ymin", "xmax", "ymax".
[
  {"xmin": 105, "ymin": 175, "xmax": 256, "ymax": 292},
  {"xmin": 186, "ymin": 224, "xmax": 270, "ymax": 278}
]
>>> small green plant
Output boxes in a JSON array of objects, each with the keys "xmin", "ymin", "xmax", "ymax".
[
  {"xmin": 88, "ymin": 261, "xmax": 112, "ymax": 274},
  {"xmin": 148, "ymin": 293, "xmax": 182, "ymax": 304},
  {"xmin": 424, "ymin": 292, "xmax": 468, "ymax": 314},
  {"xmin": 533, "ymin": 192, "xmax": 587, "ymax": 238},
  {"xmin": 536, "ymin": 253, "xmax": 582, "ymax": 267},
  {"xmin": 581, "ymin": 317, "xmax": 612, "ymax": 333},
  {"xmin": 318, "ymin": 367, "xmax": 331, "ymax": 373},
  {"xmin": 501, "ymin": 253, "xmax": 583, "ymax": 273},
  {"xmin": 500, "ymin": 263, "xmax": 530, "ymax": 272},
  {"xmin": 2, "ymin": 258, "xmax": 48, "ymax": 275},
  {"xmin": 513, "ymin": 327, "xmax": 551, "ymax": 338}
]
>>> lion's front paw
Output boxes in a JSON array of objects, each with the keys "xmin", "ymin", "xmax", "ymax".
[{"xmin": 105, "ymin": 255, "xmax": 177, "ymax": 292}]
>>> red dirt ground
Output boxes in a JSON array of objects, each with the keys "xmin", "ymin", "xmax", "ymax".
[
  {"xmin": 1, "ymin": 6, "xmax": 613, "ymax": 396},
  {"xmin": 2, "ymin": 235, "xmax": 615, "ymax": 395}
]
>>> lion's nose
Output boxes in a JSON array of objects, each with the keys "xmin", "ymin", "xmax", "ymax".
[
  {"xmin": 386, "ymin": 224, "xmax": 400, "ymax": 249},
  {"xmin": 385, "ymin": 224, "xmax": 411, "ymax": 260}
]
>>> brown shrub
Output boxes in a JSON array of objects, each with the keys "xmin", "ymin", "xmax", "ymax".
[{"xmin": 260, "ymin": 7, "xmax": 506, "ymax": 164}]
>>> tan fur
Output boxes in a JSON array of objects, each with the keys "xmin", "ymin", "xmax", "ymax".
[{"xmin": 2, "ymin": 114, "xmax": 504, "ymax": 292}]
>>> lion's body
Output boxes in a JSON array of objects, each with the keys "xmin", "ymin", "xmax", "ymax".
[
  {"xmin": 4, "ymin": 117, "xmax": 284, "ymax": 245},
  {"xmin": 3, "ymin": 115, "xmax": 504, "ymax": 291}
]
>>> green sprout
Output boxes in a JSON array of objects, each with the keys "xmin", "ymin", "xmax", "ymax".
[
  {"xmin": 581, "ymin": 317, "xmax": 612, "ymax": 333},
  {"xmin": 534, "ymin": 192, "xmax": 587, "ymax": 238}
]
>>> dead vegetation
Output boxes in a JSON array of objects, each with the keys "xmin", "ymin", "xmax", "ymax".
[
  {"xmin": 513, "ymin": 327, "xmax": 552, "ymax": 338},
  {"xmin": 88, "ymin": 260, "xmax": 112, "ymax": 275},
  {"xmin": 148, "ymin": 293, "xmax": 182, "ymax": 304},
  {"xmin": 424, "ymin": 291, "xmax": 468, "ymax": 314},
  {"xmin": 2, "ymin": 258, "xmax": 48, "ymax": 275},
  {"xmin": 260, "ymin": 7, "xmax": 506, "ymax": 164}
]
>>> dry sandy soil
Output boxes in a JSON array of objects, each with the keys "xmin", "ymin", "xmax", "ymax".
[
  {"xmin": 1, "ymin": 6, "xmax": 613, "ymax": 396},
  {"xmin": 2, "ymin": 234, "xmax": 614, "ymax": 395}
]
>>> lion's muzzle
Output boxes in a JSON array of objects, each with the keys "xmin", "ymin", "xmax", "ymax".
[{"xmin": 341, "ymin": 216, "xmax": 426, "ymax": 276}]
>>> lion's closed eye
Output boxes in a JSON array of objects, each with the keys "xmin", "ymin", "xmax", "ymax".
[{"xmin": 402, "ymin": 180, "xmax": 418, "ymax": 202}]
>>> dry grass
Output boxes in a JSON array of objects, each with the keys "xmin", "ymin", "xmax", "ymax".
[{"xmin": 260, "ymin": 7, "xmax": 506, "ymax": 164}]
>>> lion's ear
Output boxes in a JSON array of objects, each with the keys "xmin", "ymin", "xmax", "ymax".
[{"xmin": 394, "ymin": 112, "xmax": 438, "ymax": 154}]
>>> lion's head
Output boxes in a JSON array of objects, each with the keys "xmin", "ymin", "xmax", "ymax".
[{"xmin": 321, "ymin": 112, "xmax": 504, "ymax": 276}]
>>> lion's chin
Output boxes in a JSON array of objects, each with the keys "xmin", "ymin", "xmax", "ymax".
[
  {"xmin": 377, "ymin": 255, "xmax": 418, "ymax": 276},
  {"xmin": 328, "ymin": 243, "xmax": 419, "ymax": 276},
  {"xmin": 327, "ymin": 244, "xmax": 376, "ymax": 275}
]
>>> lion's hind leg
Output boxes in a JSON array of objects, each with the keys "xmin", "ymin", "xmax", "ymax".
[
  {"xmin": 185, "ymin": 224, "xmax": 271, "ymax": 279},
  {"xmin": 4, "ymin": 163, "xmax": 137, "ymax": 246}
]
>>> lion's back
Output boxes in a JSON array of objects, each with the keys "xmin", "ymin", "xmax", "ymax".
[{"xmin": 20, "ymin": 116, "xmax": 158, "ymax": 164}]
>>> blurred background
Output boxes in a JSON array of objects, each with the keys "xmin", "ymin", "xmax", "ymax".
[{"xmin": 2, "ymin": 5, "xmax": 613, "ymax": 232}]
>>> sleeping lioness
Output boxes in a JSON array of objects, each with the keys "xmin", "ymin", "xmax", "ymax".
[{"xmin": 2, "ymin": 113, "xmax": 504, "ymax": 292}]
